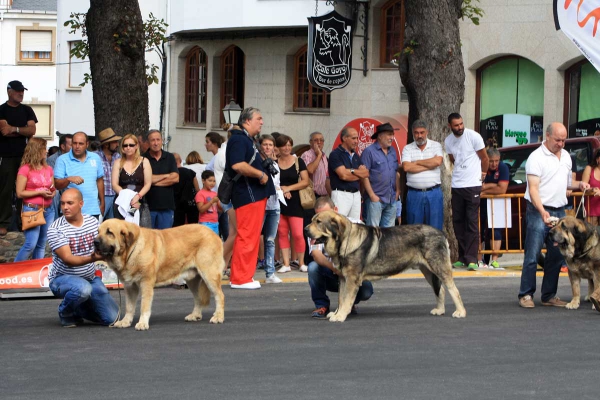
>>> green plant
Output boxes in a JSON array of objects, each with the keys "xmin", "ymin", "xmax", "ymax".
[
  {"xmin": 64, "ymin": 12, "xmax": 168, "ymax": 86},
  {"xmin": 461, "ymin": 0, "xmax": 484, "ymax": 25}
]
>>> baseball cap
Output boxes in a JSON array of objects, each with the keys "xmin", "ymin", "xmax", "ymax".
[{"xmin": 7, "ymin": 81, "xmax": 27, "ymax": 91}]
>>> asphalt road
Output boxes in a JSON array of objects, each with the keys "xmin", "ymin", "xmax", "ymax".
[{"xmin": 1, "ymin": 277, "xmax": 598, "ymax": 400}]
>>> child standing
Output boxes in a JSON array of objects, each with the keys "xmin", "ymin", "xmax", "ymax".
[{"xmin": 195, "ymin": 170, "xmax": 222, "ymax": 235}]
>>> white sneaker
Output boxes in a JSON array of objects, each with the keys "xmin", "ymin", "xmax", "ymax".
[
  {"xmin": 278, "ymin": 265, "xmax": 292, "ymax": 273},
  {"xmin": 230, "ymin": 279, "xmax": 261, "ymax": 290},
  {"xmin": 265, "ymin": 274, "xmax": 283, "ymax": 284},
  {"xmin": 299, "ymin": 265, "xmax": 308, "ymax": 272}
]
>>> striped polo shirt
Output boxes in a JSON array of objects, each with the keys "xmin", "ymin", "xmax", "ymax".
[
  {"xmin": 54, "ymin": 150, "xmax": 104, "ymax": 215},
  {"xmin": 401, "ymin": 139, "xmax": 444, "ymax": 189},
  {"xmin": 47, "ymin": 215, "xmax": 98, "ymax": 281}
]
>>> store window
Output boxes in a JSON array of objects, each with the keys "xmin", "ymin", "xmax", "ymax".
[
  {"xmin": 476, "ymin": 57, "xmax": 544, "ymax": 148},
  {"xmin": 184, "ymin": 46, "xmax": 208, "ymax": 125},
  {"xmin": 565, "ymin": 60, "xmax": 600, "ymax": 137},
  {"xmin": 294, "ymin": 45, "xmax": 330, "ymax": 111}
]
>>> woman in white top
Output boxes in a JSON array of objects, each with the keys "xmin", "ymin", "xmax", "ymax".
[
  {"xmin": 184, "ymin": 151, "xmax": 207, "ymax": 181},
  {"xmin": 259, "ymin": 135, "xmax": 283, "ymax": 283}
]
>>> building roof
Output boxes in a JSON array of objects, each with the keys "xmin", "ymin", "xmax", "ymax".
[{"xmin": 11, "ymin": 0, "xmax": 57, "ymax": 12}]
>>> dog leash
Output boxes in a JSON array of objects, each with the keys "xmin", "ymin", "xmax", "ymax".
[{"xmin": 575, "ymin": 188, "xmax": 589, "ymax": 219}]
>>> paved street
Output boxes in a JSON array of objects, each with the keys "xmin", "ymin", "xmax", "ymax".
[{"xmin": 1, "ymin": 276, "xmax": 598, "ymax": 400}]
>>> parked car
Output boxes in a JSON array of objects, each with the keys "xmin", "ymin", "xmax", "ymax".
[{"xmin": 496, "ymin": 136, "xmax": 600, "ymax": 249}]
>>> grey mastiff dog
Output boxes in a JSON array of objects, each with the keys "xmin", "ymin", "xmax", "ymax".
[{"xmin": 305, "ymin": 210, "xmax": 466, "ymax": 322}]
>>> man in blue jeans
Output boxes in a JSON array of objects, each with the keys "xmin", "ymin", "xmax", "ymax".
[
  {"xmin": 519, "ymin": 122, "xmax": 589, "ymax": 308},
  {"xmin": 144, "ymin": 129, "xmax": 179, "ymax": 229},
  {"xmin": 361, "ymin": 122, "xmax": 399, "ymax": 228},
  {"xmin": 47, "ymin": 188, "xmax": 118, "ymax": 327},
  {"xmin": 307, "ymin": 196, "xmax": 373, "ymax": 319},
  {"xmin": 402, "ymin": 120, "xmax": 444, "ymax": 230}
]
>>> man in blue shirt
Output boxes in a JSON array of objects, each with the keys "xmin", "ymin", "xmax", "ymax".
[
  {"xmin": 54, "ymin": 132, "xmax": 104, "ymax": 218},
  {"xmin": 361, "ymin": 122, "xmax": 399, "ymax": 227},
  {"xmin": 225, "ymin": 107, "xmax": 275, "ymax": 289},
  {"xmin": 328, "ymin": 127, "xmax": 369, "ymax": 221}
]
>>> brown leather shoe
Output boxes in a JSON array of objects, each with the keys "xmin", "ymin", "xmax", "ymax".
[
  {"xmin": 519, "ymin": 295, "xmax": 535, "ymax": 308},
  {"xmin": 541, "ymin": 296, "xmax": 567, "ymax": 307}
]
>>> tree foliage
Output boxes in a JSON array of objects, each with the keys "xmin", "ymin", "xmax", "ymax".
[{"xmin": 64, "ymin": 11, "xmax": 168, "ymax": 86}]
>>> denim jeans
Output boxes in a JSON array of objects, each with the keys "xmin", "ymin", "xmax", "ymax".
[
  {"xmin": 519, "ymin": 202, "xmax": 566, "ymax": 302},
  {"xmin": 308, "ymin": 261, "xmax": 374, "ymax": 309},
  {"xmin": 365, "ymin": 198, "xmax": 396, "ymax": 228},
  {"xmin": 49, "ymin": 275, "xmax": 118, "ymax": 325},
  {"xmin": 150, "ymin": 209, "xmax": 174, "ymax": 229},
  {"xmin": 15, "ymin": 205, "xmax": 55, "ymax": 261},
  {"xmin": 103, "ymin": 195, "xmax": 115, "ymax": 220},
  {"xmin": 200, "ymin": 221, "xmax": 219, "ymax": 235},
  {"xmin": 262, "ymin": 209, "xmax": 280, "ymax": 277},
  {"xmin": 406, "ymin": 187, "xmax": 444, "ymax": 231}
]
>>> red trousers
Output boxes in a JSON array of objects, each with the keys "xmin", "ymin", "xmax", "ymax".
[{"xmin": 230, "ymin": 198, "xmax": 267, "ymax": 285}]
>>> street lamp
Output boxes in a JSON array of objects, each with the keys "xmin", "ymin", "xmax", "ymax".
[{"xmin": 222, "ymin": 99, "xmax": 242, "ymax": 127}]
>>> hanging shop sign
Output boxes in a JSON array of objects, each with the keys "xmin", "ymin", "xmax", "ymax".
[{"xmin": 307, "ymin": 10, "xmax": 353, "ymax": 92}]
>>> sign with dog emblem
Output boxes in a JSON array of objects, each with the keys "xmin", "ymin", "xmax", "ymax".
[{"xmin": 307, "ymin": 10, "xmax": 353, "ymax": 92}]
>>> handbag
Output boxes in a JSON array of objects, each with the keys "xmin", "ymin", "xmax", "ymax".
[
  {"xmin": 21, "ymin": 204, "xmax": 46, "ymax": 231},
  {"xmin": 295, "ymin": 158, "xmax": 316, "ymax": 210},
  {"xmin": 218, "ymin": 146, "xmax": 258, "ymax": 204}
]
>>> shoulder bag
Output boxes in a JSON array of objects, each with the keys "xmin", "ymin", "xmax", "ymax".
[
  {"xmin": 295, "ymin": 158, "xmax": 316, "ymax": 210},
  {"xmin": 22, "ymin": 204, "xmax": 46, "ymax": 231},
  {"xmin": 218, "ymin": 145, "xmax": 258, "ymax": 205}
]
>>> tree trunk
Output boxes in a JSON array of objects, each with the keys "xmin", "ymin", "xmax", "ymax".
[
  {"xmin": 86, "ymin": 0, "xmax": 149, "ymax": 138},
  {"xmin": 399, "ymin": 0, "xmax": 465, "ymax": 261}
]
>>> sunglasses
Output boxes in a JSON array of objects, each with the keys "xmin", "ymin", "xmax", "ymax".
[{"xmin": 122, "ymin": 143, "xmax": 137, "ymax": 148}]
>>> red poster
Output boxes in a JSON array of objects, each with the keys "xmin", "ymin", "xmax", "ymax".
[{"xmin": 331, "ymin": 115, "xmax": 409, "ymax": 162}]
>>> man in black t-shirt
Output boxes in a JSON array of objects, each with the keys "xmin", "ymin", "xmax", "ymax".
[
  {"xmin": 0, "ymin": 80, "xmax": 38, "ymax": 235},
  {"xmin": 143, "ymin": 129, "xmax": 179, "ymax": 229},
  {"xmin": 172, "ymin": 152, "xmax": 199, "ymax": 226}
]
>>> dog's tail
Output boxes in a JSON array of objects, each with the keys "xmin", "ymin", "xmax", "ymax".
[{"xmin": 200, "ymin": 279, "xmax": 211, "ymax": 306}]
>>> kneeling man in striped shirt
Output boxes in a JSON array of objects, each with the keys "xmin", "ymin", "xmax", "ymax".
[{"xmin": 47, "ymin": 188, "xmax": 118, "ymax": 327}]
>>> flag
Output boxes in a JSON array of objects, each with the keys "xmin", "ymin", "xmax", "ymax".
[{"xmin": 554, "ymin": 0, "xmax": 600, "ymax": 72}]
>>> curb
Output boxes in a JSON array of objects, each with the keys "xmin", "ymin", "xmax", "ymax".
[{"xmin": 222, "ymin": 267, "xmax": 565, "ymax": 285}]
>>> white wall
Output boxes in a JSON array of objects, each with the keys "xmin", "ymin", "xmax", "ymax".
[
  {"xmin": 170, "ymin": 0, "xmax": 333, "ymax": 33},
  {"xmin": 0, "ymin": 12, "xmax": 57, "ymax": 143}
]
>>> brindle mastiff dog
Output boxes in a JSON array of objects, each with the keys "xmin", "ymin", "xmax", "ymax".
[
  {"xmin": 549, "ymin": 216, "xmax": 600, "ymax": 312},
  {"xmin": 94, "ymin": 219, "xmax": 225, "ymax": 330},
  {"xmin": 305, "ymin": 210, "xmax": 466, "ymax": 322}
]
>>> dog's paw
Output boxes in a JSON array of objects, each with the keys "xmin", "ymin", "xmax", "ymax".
[
  {"xmin": 209, "ymin": 314, "xmax": 224, "ymax": 324},
  {"xmin": 185, "ymin": 313, "xmax": 203, "ymax": 322},
  {"xmin": 430, "ymin": 308, "xmax": 445, "ymax": 316},
  {"xmin": 452, "ymin": 310, "xmax": 467, "ymax": 318},
  {"xmin": 565, "ymin": 301, "xmax": 580, "ymax": 310},
  {"xmin": 326, "ymin": 311, "xmax": 336, "ymax": 319},
  {"xmin": 328, "ymin": 314, "xmax": 347, "ymax": 322},
  {"xmin": 111, "ymin": 319, "xmax": 131, "ymax": 329},
  {"xmin": 134, "ymin": 321, "xmax": 149, "ymax": 331}
]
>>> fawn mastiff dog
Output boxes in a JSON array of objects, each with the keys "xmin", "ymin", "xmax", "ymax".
[
  {"xmin": 549, "ymin": 216, "xmax": 600, "ymax": 312},
  {"xmin": 305, "ymin": 210, "xmax": 466, "ymax": 322},
  {"xmin": 94, "ymin": 219, "xmax": 225, "ymax": 330}
]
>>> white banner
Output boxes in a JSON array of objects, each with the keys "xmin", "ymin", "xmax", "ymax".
[
  {"xmin": 554, "ymin": 0, "xmax": 600, "ymax": 73},
  {"xmin": 502, "ymin": 114, "xmax": 531, "ymax": 147}
]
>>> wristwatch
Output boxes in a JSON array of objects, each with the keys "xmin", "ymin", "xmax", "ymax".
[{"xmin": 351, "ymin": 168, "xmax": 355, "ymax": 175}]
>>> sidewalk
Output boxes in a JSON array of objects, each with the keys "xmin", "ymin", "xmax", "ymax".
[{"xmin": 231, "ymin": 253, "xmax": 565, "ymax": 285}]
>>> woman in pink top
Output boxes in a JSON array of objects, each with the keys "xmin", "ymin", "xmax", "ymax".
[
  {"xmin": 582, "ymin": 148, "xmax": 600, "ymax": 225},
  {"xmin": 15, "ymin": 138, "xmax": 56, "ymax": 261}
]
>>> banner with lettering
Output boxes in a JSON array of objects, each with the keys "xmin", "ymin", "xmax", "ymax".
[
  {"xmin": 0, "ymin": 258, "xmax": 122, "ymax": 292},
  {"xmin": 307, "ymin": 10, "xmax": 353, "ymax": 92},
  {"xmin": 554, "ymin": 0, "xmax": 600, "ymax": 72},
  {"xmin": 502, "ymin": 114, "xmax": 531, "ymax": 147}
]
